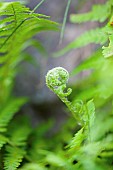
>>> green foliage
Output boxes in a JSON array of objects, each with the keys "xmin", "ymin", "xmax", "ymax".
[
  {"xmin": 54, "ymin": 0, "xmax": 113, "ymax": 58},
  {"xmin": 0, "ymin": 1, "xmax": 58, "ymax": 169},
  {"xmin": 0, "ymin": 0, "xmax": 113, "ymax": 170},
  {"xmin": 0, "ymin": 1, "xmax": 58, "ymax": 105},
  {"xmin": 0, "ymin": 135, "xmax": 9, "ymax": 149},
  {"xmin": 44, "ymin": 1, "xmax": 113, "ymax": 170},
  {"xmin": 54, "ymin": 28, "xmax": 108, "ymax": 57},
  {"xmin": 0, "ymin": 98, "xmax": 27, "ymax": 132},
  {"xmin": 4, "ymin": 146, "xmax": 26, "ymax": 170},
  {"xmin": 70, "ymin": 2, "xmax": 111, "ymax": 23}
]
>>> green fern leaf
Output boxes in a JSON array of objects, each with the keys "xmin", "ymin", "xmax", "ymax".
[
  {"xmin": 54, "ymin": 28, "xmax": 108, "ymax": 57},
  {"xmin": 86, "ymin": 100, "xmax": 95, "ymax": 128},
  {"xmin": 7, "ymin": 117, "xmax": 31, "ymax": 146},
  {"xmin": 0, "ymin": 2, "xmax": 58, "ymax": 62},
  {"xmin": 68, "ymin": 128, "xmax": 85, "ymax": 150},
  {"xmin": 0, "ymin": 1, "xmax": 58, "ymax": 102},
  {"xmin": 8, "ymin": 126, "xmax": 31, "ymax": 147},
  {"xmin": 70, "ymin": 2, "xmax": 111, "ymax": 23},
  {"xmin": 0, "ymin": 134, "xmax": 8, "ymax": 149},
  {"xmin": 4, "ymin": 145, "xmax": 25, "ymax": 170},
  {"xmin": 0, "ymin": 98, "xmax": 27, "ymax": 132}
]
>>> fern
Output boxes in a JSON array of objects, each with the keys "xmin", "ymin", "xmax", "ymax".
[
  {"xmin": 67, "ymin": 128, "xmax": 85, "ymax": 150},
  {"xmin": 70, "ymin": 1, "xmax": 111, "ymax": 23},
  {"xmin": 4, "ymin": 145, "xmax": 25, "ymax": 170},
  {"xmin": 0, "ymin": 1, "xmax": 58, "ymax": 103},
  {"xmin": 0, "ymin": 1, "xmax": 59, "ymax": 169},
  {"xmin": 45, "ymin": 66, "xmax": 113, "ymax": 169},
  {"xmin": 54, "ymin": 0, "xmax": 113, "ymax": 58},
  {"xmin": 0, "ymin": 98, "xmax": 27, "ymax": 132},
  {"xmin": 0, "ymin": 2, "xmax": 58, "ymax": 58},
  {"xmin": 7, "ymin": 117, "xmax": 31, "ymax": 147},
  {"xmin": 0, "ymin": 1, "xmax": 113, "ymax": 170},
  {"xmin": 0, "ymin": 134, "xmax": 9, "ymax": 150},
  {"xmin": 54, "ymin": 28, "xmax": 108, "ymax": 57}
]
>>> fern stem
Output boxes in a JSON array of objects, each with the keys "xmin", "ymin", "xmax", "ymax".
[
  {"xmin": 59, "ymin": 0, "xmax": 72, "ymax": 44},
  {"xmin": 0, "ymin": 20, "xmax": 25, "ymax": 49},
  {"xmin": 31, "ymin": 0, "xmax": 46, "ymax": 14},
  {"xmin": 85, "ymin": 104, "xmax": 91, "ymax": 143}
]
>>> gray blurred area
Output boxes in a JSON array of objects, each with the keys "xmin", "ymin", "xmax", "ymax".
[{"xmin": 2, "ymin": 0, "xmax": 106, "ymax": 121}]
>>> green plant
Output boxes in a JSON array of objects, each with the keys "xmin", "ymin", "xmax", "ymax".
[
  {"xmin": 0, "ymin": 1, "xmax": 58, "ymax": 169},
  {"xmin": 54, "ymin": 0, "xmax": 113, "ymax": 57},
  {"xmin": 45, "ymin": 65, "xmax": 113, "ymax": 169},
  {"xmin": 44, "ymin": 0, "xmax": 113, "ymax": 169},
  {"xmin": 0, "ymin": 0, "xmax": 113, "ymax": 170}
]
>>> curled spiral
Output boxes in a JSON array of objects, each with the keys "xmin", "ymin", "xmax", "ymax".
[
  {"xmin": 46, "ymin": 67, "xmax": 72, "ymax": 96},
  {"xmin": 46, "ymin": 67, "xmax": 83, "ymax": 124}
]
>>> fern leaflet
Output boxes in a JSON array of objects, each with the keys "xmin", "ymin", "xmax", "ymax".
[
  {"xmin": 70, "ymin": 2, "xmax": 111, "ymax": 23},
  {"xmin": 0, "ymin": 98, "xmax": 27, "ymax": 132},
  {"xmin": 54, "ymin": 28, "xmax": 108, "ymax": 57},
  {"xmin": 0, "ymin": 134, "xmax": 8, "ymax": 150},
  {"xmin": 4, "ymin": 145, "xmax": 25, "ymax": 170}
]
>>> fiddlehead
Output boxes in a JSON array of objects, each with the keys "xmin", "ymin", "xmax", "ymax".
[
  {"xmin": 46, "ymin": 67, "xmax": 83, "ymax": 123},
  {"xmin": 46, "ymin": 67, "xmax": 72, "ymax": 97}
]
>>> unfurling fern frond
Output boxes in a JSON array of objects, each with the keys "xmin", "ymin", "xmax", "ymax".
[
  {"xmin": 0, "ymin": 97, "xmax": 27, "ymax": 132},
  {"xmin": 46, "ymin": 67, "xmax": 95, "ymax": 129},
  {"xmin": 4, "ymin": 145, "xmax": 25, "ymax": 170},
  {"xmin": 0, "ymin": 1, "xmax": 59, "ymax": 103}
]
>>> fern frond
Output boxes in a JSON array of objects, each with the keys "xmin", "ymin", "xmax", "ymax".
[
  {"xmin": 0, "ymin": 97, "xmax": 27, "ymax": 132},
  {"xmin": 54, "ymin": 28, "xmax": 108, "ymax": 57},
  {"xmin": 7, "ymin": 116, "xmax": 31, "ymax": 146},
  {"xmin": 4, "ymin": 145, "xmax": 25, "ymax": 170},
  {"xmin": 0, "ymin": 134, "xmax": 8, "ymax": 150},
  {"xmin": 70, "ymin": 2, "xmax": 111, "ymax": 23},
  {"xmin": 8, "ymin": 126, "xmax": 31, "ymax": 147},
  {"xmin": 27, "ymin": 120, "xmax": 54, "ymax": 162},
  {"xmin": 0, "ymin": 2, "xmax": 58, "ymax": 62},
  {"xmin": 67, "ymin": 128, "xmax": 84, "ymax": 150},
  {"xmin": 0, "ymin": 1, "xmax": 58, "ymax": 102}
]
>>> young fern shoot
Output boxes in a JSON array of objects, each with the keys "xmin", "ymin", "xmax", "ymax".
[
  {"xmin": 46, "ymin": 67, "xmax": 95, "ymax": 143},
  {"xmin": 46, "ymin": 67, "xmax": 82, "ymax": 124}
]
